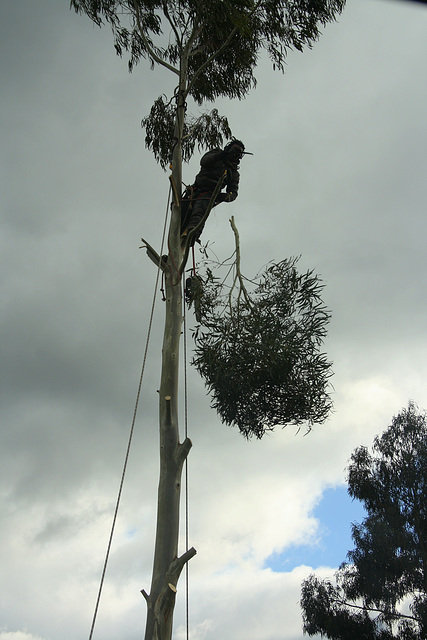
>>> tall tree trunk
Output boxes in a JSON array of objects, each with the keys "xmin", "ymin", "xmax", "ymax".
[
  {"xmin": 143, "ymin": 60, "xmax": 196, "ymax": 640},
  {"xmin": 142, "ymin": 270, "xmax": 194, "ymax": 640}
]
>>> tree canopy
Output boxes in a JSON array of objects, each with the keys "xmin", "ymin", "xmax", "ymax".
[
  {"xmin": 300, "ymin": 402, "xmax": 427, "ymax": 639},
  {"xmin": 71, "ymin": 0, "xmax": 346, "ymax": 166}
]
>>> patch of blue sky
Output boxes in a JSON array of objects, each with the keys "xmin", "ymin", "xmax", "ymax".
[{"xmin": 265, "ymin": 485, "xmax": 366, "ymax": 572}]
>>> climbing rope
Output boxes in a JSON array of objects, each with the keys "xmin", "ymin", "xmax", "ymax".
[
  {"xmin": 88, "ymin": 185, "xmax": 172, "ymax": 640},
  {"xmin": 183, "ymin": 269, "xmax": 190, "ymax": 640}
]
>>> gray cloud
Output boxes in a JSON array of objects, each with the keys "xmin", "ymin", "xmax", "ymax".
[{"xmin": 1, "ymin": 1, "xmax": 427, "ymax": 639}]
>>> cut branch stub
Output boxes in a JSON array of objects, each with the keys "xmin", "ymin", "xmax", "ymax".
[{"xmin": 142, "ymin": 547, "xmax": 197, "ymax": 640}]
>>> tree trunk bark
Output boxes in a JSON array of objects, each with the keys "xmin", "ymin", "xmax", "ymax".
[
  {"xmin": 142, "ymin": 269, "xmax": 195, "ymax": 640},
  {"xmin": 143, "ymin": 58, "xmax": 196, "ymax": 640}
]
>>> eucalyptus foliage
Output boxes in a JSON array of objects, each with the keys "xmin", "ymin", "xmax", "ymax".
[
  {"xmin": 141, "ymin": 101, "xmax": 232, "ymax": 169},
  {"xmin": 188, "ymin": 256, "xmax": 333, "ymax": 438},
  {"xmin": 71, "ymin": 0, "xmax": 346, "ymax": 167},
  {"xmin": 301, "ymin": 402, "xmax": 427, "ymax": 639}
]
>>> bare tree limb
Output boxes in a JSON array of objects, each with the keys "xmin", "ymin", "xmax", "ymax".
[
  {"xmin": 229, "ymin": 216, "xmax": 253, "ymax": 312},
  {"xmin": 161, "ymin": 1, "xmax": 182, "ymax": 48},
  {"xmin": 332, "ymin": 597, "xmax": 421, "ymax": 623},
  {"xmin": 140, "ymin": 237, "xmax": 167, "ymax": 271},
  {"xmin": 175, "ymin": 437, "xmax": 193, "ymax": 466},
  {"xmin": 131, "ymin": 0, "xmax": 180, "ymax": 75}
]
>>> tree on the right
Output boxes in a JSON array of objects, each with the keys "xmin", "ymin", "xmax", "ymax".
[{"xmin": 301, "ymin": 401, "xmax": 427, "ymax": 640}]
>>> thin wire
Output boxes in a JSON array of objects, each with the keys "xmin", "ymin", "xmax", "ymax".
[
  {"xmin": 88, "ymin": 185, "xmax": 172, "ymax": 640},
  {"xmin": 183, "ymin": 271, "xmax": 190, "ymax": 640}
]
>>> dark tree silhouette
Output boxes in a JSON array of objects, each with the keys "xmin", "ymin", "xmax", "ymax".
[{"xmin": 301, "ymin": 402, "xmax": 427, "ymax": 640}]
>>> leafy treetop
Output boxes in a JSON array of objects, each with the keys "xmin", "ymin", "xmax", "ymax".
[{"xmin": 71, "ymin": 0, "xmax": 346, "ymax": 166}]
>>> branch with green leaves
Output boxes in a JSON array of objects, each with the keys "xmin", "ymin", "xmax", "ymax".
[
  {"xmin": 71, "ymin": 0, "xmax": 346, "ymax": 166},
  {"xmin": 187, "ymin": 224, "xmax": 333, "ymax": 438}
]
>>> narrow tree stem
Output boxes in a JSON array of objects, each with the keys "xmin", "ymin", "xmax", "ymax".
[
  {"xmin": 143, "ymin": 50, "xmax": 195, "ymax": 640},
  {"xmin": 229, "ymin": 216, "xmax": 253, "ymax": 312},
  {"xmin": 132, "ymin": 0, "xmax": 179, "ymax": 75},
  {"xmin": 332, "ymin": 598, "xmax": 421, "ymax": 622}
]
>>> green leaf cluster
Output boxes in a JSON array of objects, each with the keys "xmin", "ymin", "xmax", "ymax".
[
  {"xmin": 189, "ymin": 257, "xmax": 333, "ymax": 438},
  {"xmin": 71, "ymin": 0, "xmax": 346, "ymax": 165},
  {"xmin": 141, "ymin": 100, "xmax": 232, "ymax": 169},
  {"xmin": 301, "ymin": 402, "xmax": 427, "ymax": 639}
]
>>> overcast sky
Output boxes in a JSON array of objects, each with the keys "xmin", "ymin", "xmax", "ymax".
[{"xmin": 1, "ymin": 1, "xmax": 427, "ymax": 640}]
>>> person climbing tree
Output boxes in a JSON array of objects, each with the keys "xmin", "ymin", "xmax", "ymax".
[{"xmin": 181, "ymin": 138, "xmax": 249, "ymax": 245}]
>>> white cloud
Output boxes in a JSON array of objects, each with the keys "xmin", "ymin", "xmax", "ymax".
[{"xmin": 0, "ymin": 633, "xmax": 46, "ymax": 640}]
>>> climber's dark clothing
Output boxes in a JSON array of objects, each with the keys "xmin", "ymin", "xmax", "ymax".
[
  {"xmin": 181, "ymin": 191, "xmax": 211, "ymax": 242},
  {"xmin": 181, "ymin": 146, "xmax": 242, "ymax": 244},
  {"xmin": 193, "ymin": 148, "xmax": 240, "ymax": 197}
]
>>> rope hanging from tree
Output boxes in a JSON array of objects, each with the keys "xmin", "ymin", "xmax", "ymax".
[
  {"xmin": 88, "ymin": 185, "xmax": 172, "ymax": 640},
  {"xmin": 183, "ymin": 270, "xmax": 191, "ymax": 640}
]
